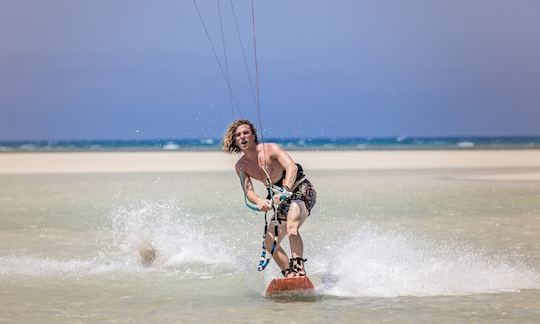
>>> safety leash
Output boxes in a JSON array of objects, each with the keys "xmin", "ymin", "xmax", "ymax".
[
  {"xmin": 256, "ymin": 193, "xmax": 278, "ymax": 270},
  {"xmin": 239, "ymin": 167, "xmax": 294, "ymax": 271},
  {"xmin": 257, "ymin": 168, "xmax": 279, "ymax": 271}
]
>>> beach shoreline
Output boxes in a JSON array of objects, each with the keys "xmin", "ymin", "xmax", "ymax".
[{"xmin": 1, "ymin": 150, "xmax": 540, "ymax": 179}]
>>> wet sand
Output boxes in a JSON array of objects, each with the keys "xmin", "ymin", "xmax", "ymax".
[{"xmin": 1, "ymin": 150, "xmax": 540, "ymax": 178}]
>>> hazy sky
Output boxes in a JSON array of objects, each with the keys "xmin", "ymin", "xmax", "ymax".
[{"xmin": 1, "ymin": 0, "xmax": 539, "ymax": 140}]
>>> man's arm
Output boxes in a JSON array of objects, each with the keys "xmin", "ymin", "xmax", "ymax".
[
  {"xmin": 271, "ymin": 144, "xmax": 298, "ymax": 191},
  {"xmin": 235, "ymin": 164, "xmax": 271, "ymax": 211}
]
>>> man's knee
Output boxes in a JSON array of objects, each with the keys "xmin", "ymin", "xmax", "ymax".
[
  {"xmin": 287, "ymin": 201, "xmax": 307, "ymax": 220},
  {"xmin": 287, "ymin": 223, "xmax": 300, "ymax": 236}
]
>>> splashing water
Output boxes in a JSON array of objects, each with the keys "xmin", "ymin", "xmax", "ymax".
[
  {"xmin": 315, "ymin": 225, "xmax": 540, "ymax": 297},
  {"xmin": 103, "ymin": 199, "xmax": 238, "ymax": 274},
  {"xmin": 0, "ymin": 200, "xmax": 237, "ymax": 278}
]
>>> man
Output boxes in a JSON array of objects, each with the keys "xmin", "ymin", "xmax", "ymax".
[{"xmin": 223, "ymin": 120, "xmax": 316, "ymax": 277}]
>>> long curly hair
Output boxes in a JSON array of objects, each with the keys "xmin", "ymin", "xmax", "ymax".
[{"xmin": 222, "ymin": 119, "xmax": 259, "ymax": 153}]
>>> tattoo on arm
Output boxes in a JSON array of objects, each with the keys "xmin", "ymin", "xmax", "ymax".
[{"xmin": 245, "ymin": 178, "xmax": 254, "ymax": 191}]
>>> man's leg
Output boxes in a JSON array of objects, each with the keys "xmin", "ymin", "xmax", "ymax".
[
  {"xmin": 265, "ymin": 221, "xmax": 288, "ymax": 270},
  {"xmin": 286, "ymin": 201, "xmax": 308, "ymax": 258}
]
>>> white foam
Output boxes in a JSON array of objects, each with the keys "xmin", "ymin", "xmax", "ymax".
[
  {"xmin": 457, "ymin": 141, "xmax": 475, "ymax": 148},
  {"xmin": 199, "ymin": 138, "xmax": 215, "ymax": 145},
  {"xmin": 106, "ymin": 199, "xmax": 237, "ymax": 268},
  {"xmin": 162, "ymin": 142, "xmax": 180, "ymax": 150},
  {"xmin": 0, "ymin": 200, "xmax": 237, "ymax": 278},
  {"xmin": 316, "ymin": 225, "xmax": 540, "ymax": 297}
]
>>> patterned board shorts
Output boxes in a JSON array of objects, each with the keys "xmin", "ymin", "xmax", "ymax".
[{"xmin": 274, "ymin": 179, "xmax": 317, "ymax": 222}]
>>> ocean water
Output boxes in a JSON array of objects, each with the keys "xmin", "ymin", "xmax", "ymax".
[
  {"xmin": 1, "ymin": 136, "xmax": 540, "ymax": 151},
  {"xmin": 1, "ymin": 167, "xmax": 540, "ymax": 322}
]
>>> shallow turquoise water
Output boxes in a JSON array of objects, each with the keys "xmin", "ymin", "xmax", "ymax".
[{"xmin": 1, "ymin": 168, "xmax": 539, "ymax": 322}]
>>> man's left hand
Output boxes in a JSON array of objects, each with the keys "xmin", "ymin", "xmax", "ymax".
[{"xmin": 272, "ymin": 186, "xmax": 292, "ymax": 204}]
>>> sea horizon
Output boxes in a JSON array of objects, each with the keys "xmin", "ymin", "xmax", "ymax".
[{"xmin": 1, "ymin": 135, "xmax": 540, "ymax": 152}]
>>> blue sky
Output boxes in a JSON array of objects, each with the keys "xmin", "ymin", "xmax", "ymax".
[{"xmin": 1, "ymin": 0, "xmax": 539, "ymax": 140}]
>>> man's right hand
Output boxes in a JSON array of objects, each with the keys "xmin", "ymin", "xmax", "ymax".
[{"xmin": 257, "ymin": 199, "xmax": 272, "ymax": 211}]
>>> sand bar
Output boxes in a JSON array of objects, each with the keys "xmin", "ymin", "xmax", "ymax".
[{"xmin": 1, "ymin": 150, "xmax": 540, "ymax": 176}]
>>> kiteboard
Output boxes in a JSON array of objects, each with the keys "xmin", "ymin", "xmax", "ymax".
[{"xmin": 265, "ymin": 276, "xmax": 315, "ymax": 296}]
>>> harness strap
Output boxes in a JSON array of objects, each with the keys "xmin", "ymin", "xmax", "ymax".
[{"xmin": 291, "ymin": 176, "xmax": 306, "ymax": 191}]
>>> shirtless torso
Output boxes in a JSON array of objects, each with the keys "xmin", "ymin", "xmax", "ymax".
[{"xmin": 236, "ymin": 143, "xmax": 288, "ymax": 185}]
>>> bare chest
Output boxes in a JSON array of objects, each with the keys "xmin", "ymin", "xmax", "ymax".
[{"xmin": 242, "ymin": 156, "xmax": 283, "ymax": 184}]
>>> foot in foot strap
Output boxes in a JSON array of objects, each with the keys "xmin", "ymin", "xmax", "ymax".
[
  {"xmin": 290, "ymin": 257, "xmax": 307, "ymax": 276},
  {"xmin": 281, "ymin": 267, "xmax": 298, "ymax": 278}
]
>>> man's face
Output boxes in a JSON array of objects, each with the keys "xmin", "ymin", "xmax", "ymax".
[{"xmin": 234, "ymin": 124, "xmax": 254, "ymax": 150}]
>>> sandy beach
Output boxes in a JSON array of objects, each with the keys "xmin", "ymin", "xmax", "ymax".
[{"xmin": 1, "ymin": 150, "xmax": 540, "ymax": 180}]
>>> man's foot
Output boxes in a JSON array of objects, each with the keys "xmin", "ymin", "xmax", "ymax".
[
  {"xmin": 291, "ymin": 257, "xmax": 307, "ymax": 276},
  {"xmin": 281, "ymin": 267, "xmax": 298, "ymax": 278}
]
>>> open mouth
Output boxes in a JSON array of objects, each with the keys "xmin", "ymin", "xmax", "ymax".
[{"xmin": 241, "ymin": 139, "xmax": 248, "ymax": 145}]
